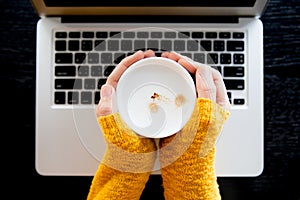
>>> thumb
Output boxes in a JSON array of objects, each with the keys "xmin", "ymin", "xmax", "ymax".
[{"xmin": 96, "ymin": 84, "xmax": 115, "ymax": 117}]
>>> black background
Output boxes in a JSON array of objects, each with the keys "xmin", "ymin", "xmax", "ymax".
[{"xmin": 1, "ymin": 0, "xmax": 299, "ymax": 199}]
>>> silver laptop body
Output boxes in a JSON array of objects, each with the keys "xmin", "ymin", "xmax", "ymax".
[{"xmin": 32, "ymin": 0, "xmax": 268, "ymax": 176}]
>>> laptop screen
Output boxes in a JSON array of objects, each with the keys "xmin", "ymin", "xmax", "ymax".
[{"xmin": 31, "ymin": 0, "xmax": 268, "ymax": 17}]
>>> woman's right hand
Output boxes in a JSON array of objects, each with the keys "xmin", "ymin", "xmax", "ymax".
[
  {"xmin": 158, "ymin": 51, "xmax": 231, "ymax": 200},
  {"xmin": 161, "ymin": 51, "xmax": 230, "ymax": 110}
]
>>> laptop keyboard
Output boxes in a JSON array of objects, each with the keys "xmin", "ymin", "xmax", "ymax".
[{"xmin": 53, "ymin": 29, "xmax": 246, "ymax": 107}]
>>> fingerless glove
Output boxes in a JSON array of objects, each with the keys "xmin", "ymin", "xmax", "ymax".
[
  {"xmin": 87, "ymin": 113, "xmax": 157, "ymax": 200},
  {"xmin": 159, "ymin": 98, "xmax": 230, "ymax": 200}
]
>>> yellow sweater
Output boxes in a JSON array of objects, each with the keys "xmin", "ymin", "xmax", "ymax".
[{"xmin": 87, "ymin": 98, "xmax": 230, "ymax": 200}]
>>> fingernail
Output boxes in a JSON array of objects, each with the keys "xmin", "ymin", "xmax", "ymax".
[{"xmin": 101, "ymin": 84, "xmax": 112, "ymax": 97}]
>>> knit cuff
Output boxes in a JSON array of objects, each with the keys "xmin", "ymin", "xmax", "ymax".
[
  {"xmin": 98, "ymin": 113, "xmax": 157, "ymax": 173},
  {"xmin": 197, "ymin": 98, "xmax": 230, "ymax": 157},
  {"xmin": 160, "ymin": 98, "xmax": 229, "ymax": 200},
  {"xmin": 159, "ymin": 98, "xmax": 230, "ymax": 167}
]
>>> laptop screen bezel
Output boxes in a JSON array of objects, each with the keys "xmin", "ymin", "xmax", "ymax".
[{"xmin": 31, "ymin": 0, "xmax": 269, "ymax": 18}]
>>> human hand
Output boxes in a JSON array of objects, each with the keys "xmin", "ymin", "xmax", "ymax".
[
  {"xmin": 161, "ymin": 51, "xmax": 230, "ymax": 110},
  {"xmin": 96, "ymin": 50, "xmax": 156, "ymax": 117},
  {"xmin": 158, "ymin": 51, "xmax": 231, "ymax": 200},
  {"xmin": 95, "ymin": 50, "xmax": 157, "ymax": 173},
  {"xmin": 87, "ymin": 50, "xmax": 160, "ymax": 200},
  {"xmin": 159, "ymin": 50, "xmax": 231, "ymax": 164}
]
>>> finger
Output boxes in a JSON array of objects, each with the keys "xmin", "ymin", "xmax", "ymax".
[
  {"xmin": 177, "ymin": 58, "xmax": 197, "ymax": 74},
  {"xmin": 106, "ymin": 50, "xmax": 144, "ymax": 88},
  {"xmin": 211, "ymin": 69, "xmax": 231, "ymax": 110},
  {"xmin": 161, "ymin": 51, "xmax": 181, "ymax": 62},
  {"xmin": 96, "ymin": 84, "xmax": 115, "ymax": 117},
  {"xmin": 195, "ymin": 64, "xmax": 216, "ymax": 101},
  {"xmin": 161, "ymin": 51, "xmax": 196, "ymax": 74},
  {"xmin": 144, "ymin": 49, "xmax": 156, "ymax": 57}
]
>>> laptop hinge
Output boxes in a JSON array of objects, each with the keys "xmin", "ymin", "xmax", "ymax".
[{"xmin": 60, "ymin": 15, "xmax": 240, "ymax": 23}]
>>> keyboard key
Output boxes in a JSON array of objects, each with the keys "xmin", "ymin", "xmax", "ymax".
[
  {"xmin": 94, "ymin": 91, "xmax": 100, "ymax": 104},
  {"xmin": 114, "ymin": 53, "xmax": 126, "ymax": 64},
  {"xmin": 200, "ymin": 40, "xmax": 211, "ymax": 51},
  {"xmin": 55, "ymin": 66, "xmax": 76, "ymax": 76},
  {"xmin": 95, "ymin": 40, "xmax": 106, "ymax": 51},
  {"xmin": 78, "ymin": 65, "xmax": 89, "ymax": 76},
  {"xmin": 91, "ymin": 65, "xmax": 102, "ymax": 76},
  {"xmin": 101, "ymin": 53, "xmax": 113, "ymax": 64},
  {"xmin": 219, "ymin": 32, "xmax": 231, "ymax": 38},
  {"xmin": 84, "ymin": 78, "xmax": 96, "ymax": 89},
  {"xmin": 69, "ymin": 32, "xmax": 81, "ymax": 38},
  {"xmin": 123, "ymin": 32, "xmax": 135, "ymax": 38},
  {"xmin": 104, "ymin": 65, "xmax": 115, "ymax": 76},
  {"xmin": 121, "ymin": 40, "xmax": 133, "ymax": 51},
  {"xmin": 110, "ymin": 31, "xmax": 121, "ymax": 38},
  {"xmin": 191, "ymin": 32, "xmax": 204, "ymax": 39},
  {"xmin": 83, "ymin": 32, "xmax": 94, "ymax": 38},
  {"xmin": 81, "ymin": 40, "xmax": 93, "ymax": 51},
  {"xmin": 75, "ymin": 53, "xmax": 86, "ymax": 64},
  {"xmin": 107, "ymin": 40, "xmax": 119, "ymax": 51},
  {"xmin": 147, "ymin": 40, "xmax": 159, "ymax": 50},
  {"xmin": 187, "ymin": 40, "xmax": 199, "ymax": 51},
  {"xmin": 206, "ymin": 32, "xmax": 217, "ymax": 38},
  {"xmin": 55, "ymin": 32, "xmax": 67, "ymax": 38},
  {"xmin": 220, "ymin": 53, "xmax": 231, "ymax": 64},
  {"xmin": 207, "ymin": 53, "xmax": 218, "ymax": 64},
  {"xmin": 174, "ymin": 40, "xmax": 185, "ymax": 51},
  {"xmin": 233, "ymin": 54, "xmax": 244, "ymax": 64},
  {"xmin": 68, "ymin": 91, "xmax": 79, "ymax": 104},
  {"xmin": 224, "ymin": 79, "xmax": 244, "ymax": 90},
  {"xmin": 55, "ymin": 53, "xmax": 73, "ymax": 64},
  {"xmin": 68, "ymin": 40, "xmax": 80, "ymax": 51},
  {"xmin": 227, "ymin": 41, "xmax": 244, "ymax": 51},
  {"xmin": 227, "ymin": 92, "xmax": 232, "ymax": 104},
  {"xmin": 134, "ymin": 40, "xmax": 146, "ymax": 51},
  {"xmin": 161, "ymin": 40, "xmax": 172, "ymax": 51},
  {"xmin": 97, "ymin": 78, "xmax": 107, "ymax": 89},
  {"xmin": 96, "ymin": 32, "xmax": 108, "ymax": 38},
  {"xmin": 87, "ymin": 53, "xmax": 99, "ymax": 64},
  {"xmin": 151, "ymin": 32, "xmax": 162, "ymax": 38},
  {"xmin": 137, "ymin": 32, "xmax": 149, "ymax": 38},
  {"xmin": 233, "ymin": 32, "xmax": 244, "ymax": 39},
  {"xmin": 213, "ymin": 41, "xmax": 225, "ymax": 51},
  {"xmin": 55, "ymin": 40, "xmax": 66, "ymax": 51},
  {"xmin": 234, "ymin": 98, "xmax": 245, "ymax": 105},
  {"xmin": 164, "ymin": 32, "xmax": 176, "ymax": 38},
  {"xmin": 194, "ymin": 53, "xmax": 205, "ymax": 63},
  {"xmin": 55, "ymin": 92, "xmax": 65, "ymax": 104},
  {"xmin": 224, "ymin": 66, "xmax": 244, "ymax": 77},
  {"xmin": 81, "ymin": 91, "xmax": 92, "ymax": 104},
  {"xmin": 55, "ymin": 79, "xmax": 82, "ymax": 89},
  {"xmin": 178, "ymin": 32, "xmax": 190, "ymax": 38}
]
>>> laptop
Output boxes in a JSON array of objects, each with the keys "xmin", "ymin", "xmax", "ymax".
[{"xmin": 32, "ymin": 0, "xmax": 267, "ymax": 176}]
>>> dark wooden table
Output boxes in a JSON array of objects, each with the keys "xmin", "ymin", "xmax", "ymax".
[{"xmin": 1, "ymin": 0, "xmax": 299, "ymax": 199}]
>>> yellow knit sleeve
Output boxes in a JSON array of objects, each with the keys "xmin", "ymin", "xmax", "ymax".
[
  {"xmin": 159, "ymin": 98, "xmax": 230, "ymax": 200},
  {"xmin": 86, "ymin": 114, "xmax": 157, "ymax": 200}
]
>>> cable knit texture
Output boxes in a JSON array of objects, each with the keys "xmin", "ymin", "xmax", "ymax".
[
  {"xmin": 160, "ymin": 98, "xmax": 230, "ymax": 200},
  {"xmin": 86, "ymin": 114, "xmax": 157, "ymax": 200},
  {"xmin": 86, "ymin": 98, "xmax": 230, "ymax": 200}
]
